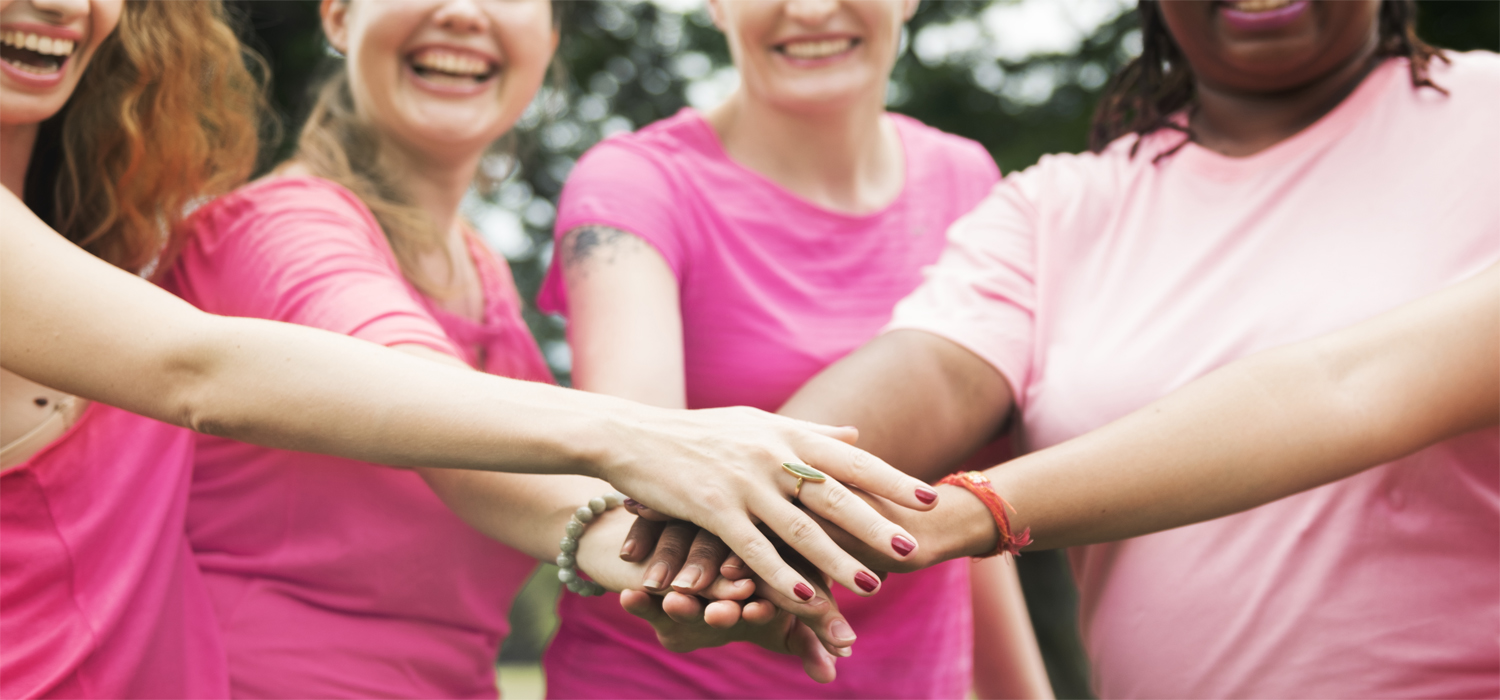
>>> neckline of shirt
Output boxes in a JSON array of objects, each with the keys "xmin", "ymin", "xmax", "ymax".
[
  {"xmin": 678, "ymin": 107, "xmax": 917, "ymax": 223},
  {"xmin": 1162, "ymin": 58, "xmax": 1402, "ymax": 181}
]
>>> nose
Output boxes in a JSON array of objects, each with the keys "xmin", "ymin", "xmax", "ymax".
[
  {"xmin": 783, "ymin": 0, "xmax": 839, "ymax": 26},
  {"xmin": 432, "ymin": 0, "xmax": 489, "ymax": 34},
  {"xmin": 27, "ymin": 0, "xmax": 91, "ymax": 23}
]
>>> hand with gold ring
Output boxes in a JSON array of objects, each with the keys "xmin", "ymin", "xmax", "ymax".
[{"xmin": 599, "ymin": 406, "xmax": 937, "ymax": 608}]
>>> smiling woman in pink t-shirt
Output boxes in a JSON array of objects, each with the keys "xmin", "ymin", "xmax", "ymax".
[{"xmin": 539, "ymin": 0, "xmax": 1052, "ymax": 697}]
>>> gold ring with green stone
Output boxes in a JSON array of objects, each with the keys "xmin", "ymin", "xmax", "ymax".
[{"xmin": 782, "ymin": 461, "xmax": 828, "ymax": 500}]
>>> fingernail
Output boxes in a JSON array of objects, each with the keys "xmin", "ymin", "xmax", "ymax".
[
  {"xmin": 723, "ymin": 560, "xmax": 743, "ymax": 570},
  {"xmin": 671, "ymin": 565, "xmax": 702, "ymax": 591},
  {"xmin": 854, "ymin": 571, "xmax": 879, "ymax": 593},
  {"xmin": 892, "ymin": 535, "xmax": 916, "ymax": 557},
  {"xmin": 619, "ymin": 539, "xmax": 635, "ymax": 559},
  {"xmin": 624, "ymin": 498, "xmax": 639, "ymax": 508},
  {"xmin": 829, "ymin": 619, "xmax": 856, "ymax": 643},
  {"xmin": 915, "ymin": 486, "xmax": 938, "ymax": 504},
  {"xmin": 644, "ymin": 562, "xmax": 668, "ymax": 590},
  {"xmin": 834, "ymin": 645, "xmax": 853, "ymax": 658},
  {"xmin": 794, "ymin": 583, "xmax": 814, "ymax": 601}
]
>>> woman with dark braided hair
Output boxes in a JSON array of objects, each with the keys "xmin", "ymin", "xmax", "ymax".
[{"xmin": 627, "ymin": 0, "xmax": 1498, "ymax": 695}]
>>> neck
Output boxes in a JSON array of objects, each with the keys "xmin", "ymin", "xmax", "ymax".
[
  {"xmin": 706, "ymin": 90, "xmax": 902, "ymax": 214},
  {"xmin": 1, "ymin": 122, "xmax": 39, "ymax": 196},
  {"xmin": 378, "ymin": 137, "xmax": 480, "ymax": 242},
  {"xmin": 1191, "ymin": 42, "xmax": 1381, "ymax": 158}
]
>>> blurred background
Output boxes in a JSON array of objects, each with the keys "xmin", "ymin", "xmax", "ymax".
[{"xmin": 225, "ymin": 1, "xmax": 1498, "ymax": 697}]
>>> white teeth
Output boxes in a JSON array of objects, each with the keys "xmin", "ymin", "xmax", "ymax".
[
  {"xmin": 1228, "ymin": 0, "xmax": 1294, "ymax": 12},
  {"xmin": 410, "ymin": 48, "xmax": 491, "ymax": 78},
  {"xmin": 1, "ymin": 29, "xmax": 77, "ymax": 56},
  {"xmin": 3, "ymin": 56, "xmax": 56, "ymax": 74},
  {"xmin": 780, "ymin": 38, "xmax": 855, "ymax": 60}
]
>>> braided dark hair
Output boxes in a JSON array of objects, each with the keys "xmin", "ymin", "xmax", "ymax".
[{"xmin": 1089, "ymin": 0, "xmax": 1448, "ymax": 158}]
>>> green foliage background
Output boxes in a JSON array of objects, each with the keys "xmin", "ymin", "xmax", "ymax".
[{"xmin": 226, "ymin": 2, "xmax": 1498, "ymax": 696}]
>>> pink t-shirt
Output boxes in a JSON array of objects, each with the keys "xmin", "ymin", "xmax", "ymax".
[
  {"xmin": 158, "ymin": 177, "xmax": 554, "ymax": 699},
  {"xmin": 890, "ymin": 55, "xmax": 1500, "ymax": 698},
  {"xmin": 538, "ymin": 109, "xmax": 1000, "ymax": 699},
  {"xmin": 1, "ymin": 405, "xmax": 228, "ymax": 699}
]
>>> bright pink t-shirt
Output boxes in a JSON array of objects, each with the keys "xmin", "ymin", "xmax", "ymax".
[
  {"xmin": 1, "ymin": 405, "xmax": 229, "ymax": 699},
  {"xmin": 539, "ymin": 109, "xmax": 1000, "ymax": 699},
  {"xmin": 890, "ymin": 55, "xmax": 1500, "ymax": 698},
  {"xmin": 158, "ymin": 177, "xmax": 554, "ymax": 699}
]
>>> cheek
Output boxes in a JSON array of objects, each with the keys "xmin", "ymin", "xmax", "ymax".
[{"xmin": 93, "ymin": 0, "xmax": 124, "ymax": 32}]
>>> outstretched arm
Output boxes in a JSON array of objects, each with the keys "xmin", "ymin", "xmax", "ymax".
[
  {"xmin": 984, "ymin": 262, "xmax": 1500, "ymax": 550},
  {"xmin": 0, "ymin": 187, "xmax": 936, "ymax": 605}
]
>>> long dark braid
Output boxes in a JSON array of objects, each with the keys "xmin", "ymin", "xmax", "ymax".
[{"xmin": 1089, "ymin": 0, "xmax": 1448, "ymax": 158}]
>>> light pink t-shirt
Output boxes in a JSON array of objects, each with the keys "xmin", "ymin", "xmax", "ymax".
[
  {"xmin": 1, "ymin": 405, "xmax": 228, "ymax": 699},
  {"xmin": 890, "ymin": 55, "xmax": 1500, "ymax": 699},
  {"xmin": 539, "ymin": 109, "xmax": 1000, "ymax": 699},
  {"xmin": 159, "ymin": 177, "xmax": 554, "ymax": 699}
]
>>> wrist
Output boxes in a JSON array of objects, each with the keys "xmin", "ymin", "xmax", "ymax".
[
  {"xmin": 936, "ymin": 483, "xmax": 1002, "ymax": 560},
  {"xmin": 559, "ymin": 395, "xmax": 640, "ymax": 482}
]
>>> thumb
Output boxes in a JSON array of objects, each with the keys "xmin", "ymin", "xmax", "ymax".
[{"xmin": 787, "ymin": 620, "xmax": 839, "ymax": 683}]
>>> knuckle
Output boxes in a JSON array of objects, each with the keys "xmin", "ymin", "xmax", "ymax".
[
  {"xmin": 689, "ymin": 538, "xmax": 726, "ymax": 561},
  {"xmin": 734, "ymin": 535, "xmax": 776, "ymax": 566},
  {"xmin": 844, "ymin": 447, "xmax": 874, "ymax": 481},
  {"xmin": 784, "ymin": 515, "xmax": 821, "ymax": 546},
  {"xmin": 820, "ymin": 483, "xmax": 853, "ymax": 513}
]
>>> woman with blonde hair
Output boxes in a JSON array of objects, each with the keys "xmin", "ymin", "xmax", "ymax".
[
  {"xmin": 159, "ymin": 0, "xmax": 909, "ymax": 694},
  {"xmin": 1, "ymin": 0, "xmax": 936, "ymax": 695},
  {"xmin": 541, "ymin": 0, "xmax": 1050, "ymax": 695}
]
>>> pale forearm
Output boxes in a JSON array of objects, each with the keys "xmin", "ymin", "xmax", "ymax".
[
  {"xmin": 986, "ymin": 265, "xmax": 1500, "ymax": 551},
  {"xmin": 172, "ymin": 315, "xmax": 631, "ymax": 476}
]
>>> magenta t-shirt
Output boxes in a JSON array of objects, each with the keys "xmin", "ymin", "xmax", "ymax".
[
  {"xmin": 158, "ymin": 177, "xmax": 554, "ymax": 699},
  {"xmin": 539, "ymin": 109, "xmax": 1000, "ymax": 698},
  {"xmin": 1, "ymin": 405, "xmax": 228, "ymax": 699},
  {"xmin": 891, "ymin": 55, "xmax": 1500, "ymax": 698}
]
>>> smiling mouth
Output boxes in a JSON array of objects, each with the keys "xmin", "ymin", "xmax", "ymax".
[
  {"xmin": 408, "ymin": 48, "xmax": 497, "ymax": 86},
  {"xmin": 1, "ymin": 29, "xmax": 77, "ymax": 75},
  {"xmin": 1221, "ymin": 0, "xmax": 1297, "ymax": 12},
  {"xmin": 776, "ymin": 37, "xmax": 860, "ymax": 60}
]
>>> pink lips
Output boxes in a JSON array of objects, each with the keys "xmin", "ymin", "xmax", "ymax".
[{"xmin": 1218, "ymin": 0, "xmax": 1311, "ymax": 32}]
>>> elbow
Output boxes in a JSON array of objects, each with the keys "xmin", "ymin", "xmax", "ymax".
[{"xmin": 155, "ymin": 319, "xmax": 236, "ymax": 438}]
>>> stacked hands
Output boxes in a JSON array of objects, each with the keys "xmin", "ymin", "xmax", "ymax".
[{"xmin": 561, "ymin": 419, "xmax": 962, "ymax": 684}]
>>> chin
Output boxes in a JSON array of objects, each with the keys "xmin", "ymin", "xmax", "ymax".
[{"xmin": 0, "ymin": 94, "xmax": 66, "ymax": 126}]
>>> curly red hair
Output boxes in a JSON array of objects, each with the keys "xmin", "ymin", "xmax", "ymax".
[{"xmin": 24, "ymin": 0, "xmax": 264, "ymax": 273}]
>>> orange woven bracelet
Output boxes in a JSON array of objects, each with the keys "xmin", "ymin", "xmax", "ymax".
[{"xmin": 937, "ymin": 471, "xmax": 1032, "ymax": 559}]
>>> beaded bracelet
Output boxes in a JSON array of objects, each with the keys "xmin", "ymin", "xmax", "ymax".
[
  {"xmin": 555, "ymin": 491, "xmax": 627, "ymax": 596},
  {"xmin": 937, "ymin": 471, "xmax": 1032, "ymax": 559}
]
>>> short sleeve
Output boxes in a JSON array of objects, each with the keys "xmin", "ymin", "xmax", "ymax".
[
  {"xmin": 165, "ymin": 178, "xmax": 460, "ymax": 357},
  {"xmin": 885, "ymin": 175, "xmax": 1038, "ymax": 405},
  {"xmin": 537, "ymin": 139, "xmax": 685, "ymax": 316}
]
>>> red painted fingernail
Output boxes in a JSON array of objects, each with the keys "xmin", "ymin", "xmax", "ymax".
[
  {"xmin": 854, "ymin": 571, "xmax": 879, "ymax": 593},
  {"xmin": 794, "ymin": 583, "xmax": 814, "ymax": 601},
  {"xmin": 915, "ymin": 486, "xmax": 937, "ymax": 504},
  {"xmin": 624, "ymin": 498, "xmax": 639, "ymax": 508},
  {"xmin": 892, "ymin": 535, "xmax": 916, "ymax": 557}
]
